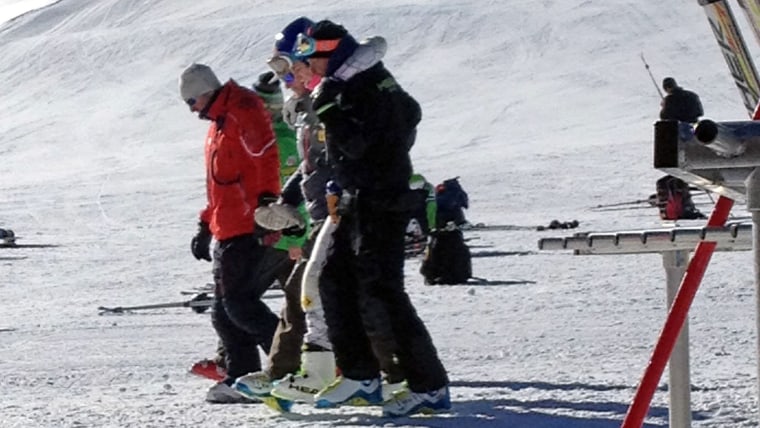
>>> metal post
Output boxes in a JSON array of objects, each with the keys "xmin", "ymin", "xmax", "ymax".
[
  {"xmin": 753, "ymin": 209, "xmax": 760, "ymax": 428},
  {"xmin": 745, "ymin": 168, "xmax": 760, "ymax": 426},
  {"xmin": 621, "ymin": 196, "xmax": 733, "ymax": 428},
  {"xmin": 662, "ymin": 250, "xmax": 692, "ymax": 428}
]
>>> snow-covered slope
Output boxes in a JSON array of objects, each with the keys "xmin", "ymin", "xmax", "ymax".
[{"xmin": 1, "ymin": 1, "xmax": 758, "ymax": 427}]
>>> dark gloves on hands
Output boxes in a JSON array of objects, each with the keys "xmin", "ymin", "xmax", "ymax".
[
  {"xmin": 191, "ymin": 221, "xmax": 212, "ymax": 262},
  {"xmin": 313, "ymin": 79, "xmax": 345, "ymax": 125}
]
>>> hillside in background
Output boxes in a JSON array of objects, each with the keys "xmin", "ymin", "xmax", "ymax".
[{"xmin": 1, "ymin": 1, "xmax": 759, "ymax": 427}]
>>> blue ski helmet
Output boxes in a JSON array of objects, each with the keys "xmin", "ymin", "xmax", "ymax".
[{"xmin": 274, "ymin": 17, "xmax": 315, "ymax": 55}]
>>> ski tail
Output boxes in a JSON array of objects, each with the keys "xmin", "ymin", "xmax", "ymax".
[{"xmin": 699, "ymin": 0, "xmax": 760, "ymax": 115}]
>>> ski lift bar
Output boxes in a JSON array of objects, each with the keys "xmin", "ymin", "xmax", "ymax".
[
  {"xmin": 537, "ymin": 218, "xmax": 747, "ymax": 428},
  {"xmin": 538, "ymin": 223, "xmax": 751, "ymax": 255}
]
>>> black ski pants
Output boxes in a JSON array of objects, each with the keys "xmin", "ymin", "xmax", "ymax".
[
  {"xmin": 319, "ymin": 207, "xmax": 449, "ymax": 392},
  {"xmin": 211, "ymin": 233, "xmax": 280, "ymax": 379}
]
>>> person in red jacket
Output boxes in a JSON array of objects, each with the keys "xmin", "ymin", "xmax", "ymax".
[{"xmin": 179, "ymin": 63, "xmax": 282, "ymax": 403}]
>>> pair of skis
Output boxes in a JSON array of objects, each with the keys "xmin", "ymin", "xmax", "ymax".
[{"xmin": 460, "ymin": 220, "xmax": 580, "ymax": 232}]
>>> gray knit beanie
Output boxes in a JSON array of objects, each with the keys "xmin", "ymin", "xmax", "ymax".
[{"xmin": 179, "ymin": 63, "xmax": 222, "ymax": 102}]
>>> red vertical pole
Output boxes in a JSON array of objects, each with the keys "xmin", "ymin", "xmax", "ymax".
[{"xmin": 620, "ymin": 195, "xmax": 734, "ymax": 428}]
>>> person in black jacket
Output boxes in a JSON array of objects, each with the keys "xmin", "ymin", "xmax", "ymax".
[
  {"xmin": 656, "ymin": 77, "xmax": 705, "ymax": 220},
  {"xmin": 659, "ymin": 77, "xmax": 703, "ymax": 123},
  {"xmin": 293, "ymin": 20, "xmax": 450, "ymax": 417}
]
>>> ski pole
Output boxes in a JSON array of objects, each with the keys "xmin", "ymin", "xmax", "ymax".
[
  {"xmin": 640, "ymin": 52, "xmax": 663, "ymax": 99},
  {"xmin": 591, "ymin": 195, "xmax": 657, "ymax": 210},
  {"xmin": 98, "ymin": 293, "xmax": 213, "ymax": 314}
]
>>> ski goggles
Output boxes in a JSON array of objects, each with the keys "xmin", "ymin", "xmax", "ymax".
[
  {"xmin": 294, "ymin": 33, "xmax": 341, "ymax": 58},
  {"xmin": 185, "ymin": 97, "xmax": 197, "ymax": 107},
  {"xmin": 266, "ymin": 55, "xmax": 296, "ymax": 85}
]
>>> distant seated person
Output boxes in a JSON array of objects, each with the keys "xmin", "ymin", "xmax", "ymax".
[
  {"xmin": 659, "ymin": 77, "xmax": 703, "ymax": 123},
  {"xmin": 407, "ymin": 173, "xmax": 436, "ymax": 241},
  {"xmin": 434, "ymin": 177, "xmax": 469, "ymax": 229}
]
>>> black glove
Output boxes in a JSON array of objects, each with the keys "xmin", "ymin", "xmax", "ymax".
[
  {"xmin": 190, "ymin": 221, "xmax": 212, "ymax": 262},
  {"xmin": 258, "ymin": 192, "xmax": 279, "ymax": 207},
  {"xmin": 312, "ymin": 79, "xmax": 345, "ymax": 125},
  {"xmin": 312, "ymin": 79, "xmax": 344, "ymax": 108}
]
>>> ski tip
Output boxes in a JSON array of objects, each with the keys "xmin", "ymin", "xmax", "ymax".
[{"xmin": 261, "ymin": 396, "xmax": 293, "ymax": 412}]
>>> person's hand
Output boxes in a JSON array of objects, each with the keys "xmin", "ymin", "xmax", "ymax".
[
  {"xmin": 312, "ymin": 79, "xmax": 344, "ymax": 125},
  {"xmin": 325, "ymin": 180, "xmax": 342, "ymax": 224},
  {"xmin": 191, "ymin": 221, "xmax": 212, "ymax": 262},
  {"xmin": 288, "ymin": 246, "xmax": 302, "ymax": 261},
  {"xmin": 261, "ymin": 230, "xmax": 282, "ymax": 247},
  {"xmin": 283, "ymin": 95, "xmax": 303, "ymax": 128}
]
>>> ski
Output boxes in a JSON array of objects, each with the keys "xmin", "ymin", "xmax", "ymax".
[
  {"xmin": 233, "ymin": 382, "xmax": 294, "ymax": 412},
  {"xmin": 179, "ymin": 290, "xmax": 210, "ymax": 296},
  {"xmin": 471, "ymin": 250, "xmax": 536, "ymax": 258},
  {"xmin": 462, "ymin": 220, "xmax": 579, "ymax": 232},
  {"xmin": 0, "ymin": 256, "xmax": 27, "ymax": 261},
  {"xmin": 0, "ymin": 243, "xmax": 60, "ymax": 249},
  {"xmin": 189, "ymin": 360, "xmax": 226, "ymax": 382},
  {"xmin": 404, "ymin": 234, "xmax": 428, "ymax": 258},
  {"xmin": 178, "ymin": 284, "xmax": 282, "ymax": 299},
  {"xmin": 736, "ymin": 0, "xmax": 760, "ymax": 68},
  {"xmin": 699, "ymin": 0, "xmax": 760, "ymax": 115},
  {"xmin": 468, "ymin": 277, "xmax": 537, "ymax": 286}
]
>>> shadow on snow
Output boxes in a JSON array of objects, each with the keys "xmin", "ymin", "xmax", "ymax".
[{"xmin": 268, "ymin": 379, "xmax": 711, "ymax": 427}]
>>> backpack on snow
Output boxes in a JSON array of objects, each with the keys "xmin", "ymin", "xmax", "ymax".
[
  {"xmin": 435, "ymin": 177, "xmax": 469, "ymax": 228},
  {"xmin": 655, "ymin": 175, "xmax": 705, "ymax": 220},
  {"xmin": 420, "ymin": 228, "xmax": 472, "ymax": 285}
]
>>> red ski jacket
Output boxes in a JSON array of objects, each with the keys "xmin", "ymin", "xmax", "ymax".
[{"xmin": 199, "ymin": 80, "xmax": 281, "ymax": 240}]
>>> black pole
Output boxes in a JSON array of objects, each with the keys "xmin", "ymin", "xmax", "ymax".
[{"xmin": 640, "ymin": 52, "xmax": 664, "ymax": 99}]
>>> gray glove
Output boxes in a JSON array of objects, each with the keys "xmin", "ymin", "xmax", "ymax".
[{"xmin": 255, "ymin": 203, "xmax": 306, "ymax": 231}]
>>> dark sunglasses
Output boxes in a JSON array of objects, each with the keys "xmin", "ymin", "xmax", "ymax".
[{"xmin": 185, "ymin": 98, "xmax": 197, "ymax": 107}]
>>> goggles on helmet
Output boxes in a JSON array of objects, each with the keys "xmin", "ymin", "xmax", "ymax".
[
  {"xmin": 266, "ymin": 54, "xmax": 296, "ymax": 85},
  {"xmin": 294, "ymin": 33, "xmax": 340, "ymax": 58}
]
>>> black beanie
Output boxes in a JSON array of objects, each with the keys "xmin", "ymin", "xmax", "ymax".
[
  {"xmin": 311, "ymin": 20, "xmax": 348, "ymax": 40},
  {"xmin": 254, "ymin": 71, "xmax": 280, "ymax": 94},
  {"xmin": 309, "ymin": 20, "xmax": 349, "ymax": 58},
  {"xmin": 253, "ymin": 71, "xmax": 284, "ymax": 118},
  {"xmin": 662, "ymin": 77, "xmax": 677, "ymax": 91}
]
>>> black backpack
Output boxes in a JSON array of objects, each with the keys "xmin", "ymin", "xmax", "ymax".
[
  {"xmin": 435, "ymin": 177, "xmax": 469, "ymax": 228},
  {"xmin": 420, "ymin": 228, "xmax": 472, "ymax": 285}
]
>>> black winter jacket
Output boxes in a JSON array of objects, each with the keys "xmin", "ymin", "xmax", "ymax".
[
  {"xmin": 314, "ymin": 62, "xmax": 421, "ymax": 200},
  {"xmin": 660, "ymin": 87, "xmax": 703, "ymax": 123}
]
